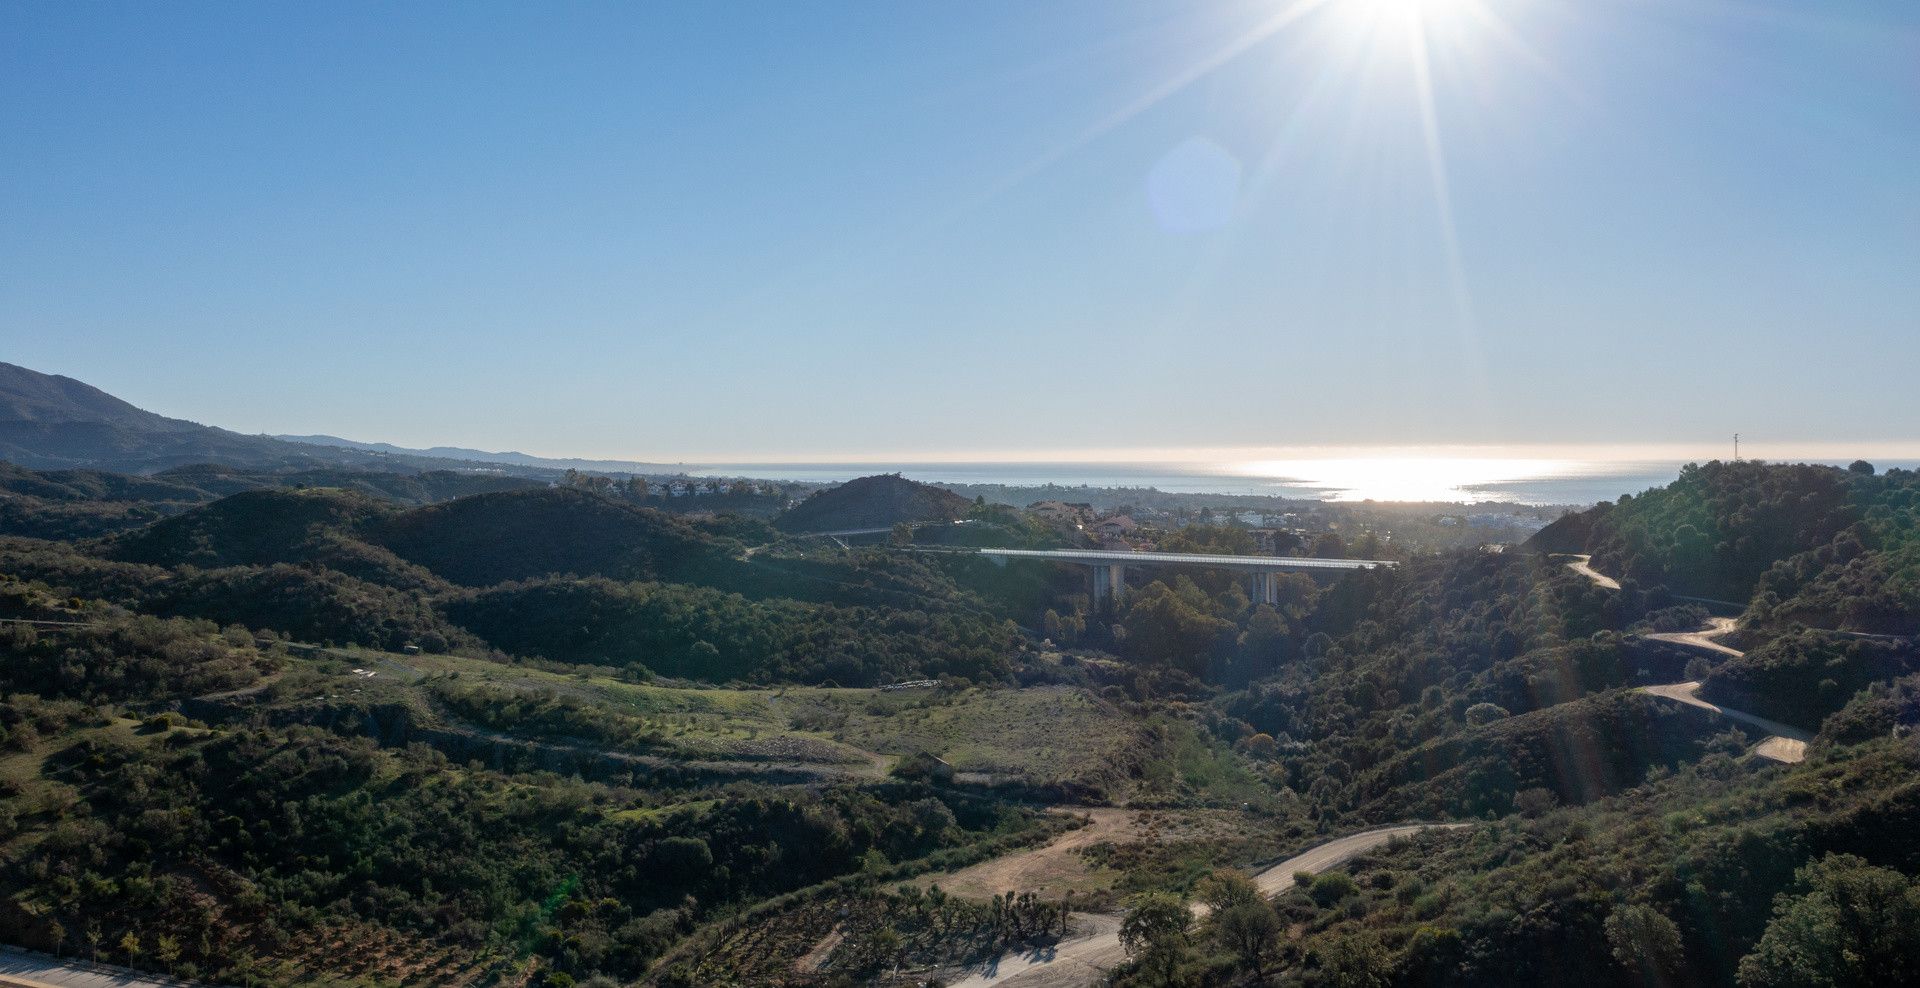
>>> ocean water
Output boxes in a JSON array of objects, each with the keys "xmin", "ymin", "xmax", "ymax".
[{"xmin": 687, "ymin": 456, "xmax": 1920, "ymax": 507}]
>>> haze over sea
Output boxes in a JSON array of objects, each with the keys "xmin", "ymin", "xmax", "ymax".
[{"xmin": 690, "ymin": 446, "xmax": 1920, "ymax": 507}]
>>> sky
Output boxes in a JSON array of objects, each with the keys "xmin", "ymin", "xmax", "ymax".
[{"xmin": 3, "ymin": 1, "xmax": 1916, "ymax": 463}]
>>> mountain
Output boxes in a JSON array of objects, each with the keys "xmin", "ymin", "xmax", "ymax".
[
  {"xmin": 0, "ymin": 361, "xmax": 206, "ymax": 432},
  {"xmin": 0, "ymin": 362, "xmax": 559, "ymax": 477},
  {"xmin": 276, "ymin": 433, "xmax": 671, "ymax": 475},
  {"xmin": 774, "ymin": 472, "xmax": 973, "ymax": 532}
]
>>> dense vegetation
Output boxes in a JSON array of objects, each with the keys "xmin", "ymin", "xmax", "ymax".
[
  {"xmin": 2, "ymin": 458, "xmax": 1918, "ymax": 986},
  {"xmin": 1538, "ymin": 458, "xmax": 1920, "ymax": 633},
  {"xmin": 774, "ymin": 473, "xmax": 973, "ymax": 533}
]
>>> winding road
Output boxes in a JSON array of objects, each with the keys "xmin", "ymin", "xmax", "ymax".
[
  {"xmin": 948, "ymin": 824, "xmax": 1466, "ymax": 988},
  {"xmin": 1561, "ymin": 559, "xmax": 1809, "ymax": 763},
  {"xmin": 1562, "ymin": 554, "xmax": 1621, "ymax": 591}
]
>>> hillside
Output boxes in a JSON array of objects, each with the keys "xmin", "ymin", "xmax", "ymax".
[
  {"xmin": 0, "ymin": 460, "xmax": 544, "ymax": 541},
  {"xmin": 0, "ymin": 362, "xmax": 562, "ymax": 476},
  {"xmin": 375, "ymin": 486, "xmax": 741, "ymax": 587},
  {"xmin": 1527, "ymin": 459, "xmax": 1920, "ymax": 633},
  {"xmin": 775, "ymin": 473, "xmax": 972, "ymax": 533},
  {"xmin": 1, "ymin": 461, "xmax": 1919, "ymax": 987}
]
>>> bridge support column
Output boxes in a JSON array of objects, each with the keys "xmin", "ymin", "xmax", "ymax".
[
  {"xmin": 1251, "ymin": 572, "xmax": 1279, "ymax": 606},
  {"xmin": 1090, "ymin": 564, "xmax": 1126, "ymax": 606}
]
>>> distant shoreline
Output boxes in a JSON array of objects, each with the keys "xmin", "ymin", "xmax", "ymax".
[{"xmin": 677, "ymin": 457, "xmax": 1920, "ymax": 508}]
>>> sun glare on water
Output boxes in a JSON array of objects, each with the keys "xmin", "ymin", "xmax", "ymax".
[{"xmin": 1230, "ymin": 456, "xmax": 1582, "ymax": 503}]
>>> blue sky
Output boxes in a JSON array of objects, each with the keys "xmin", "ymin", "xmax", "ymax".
[{"xmin": 3, "ymin": 1, "xmax": 1916, "ymax": 462}]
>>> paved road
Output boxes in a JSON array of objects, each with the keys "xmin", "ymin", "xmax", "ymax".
[
  {"xmin": 977, "ymin": 548, "xmax": 1392, "ymax": 573},
  {"xmin": 0, "ymin": 948, "xmax": 197, "ymax": 988},
  {"xmin": 948, "ymin": 824, "xmax": 1464, "ymax": 988}
]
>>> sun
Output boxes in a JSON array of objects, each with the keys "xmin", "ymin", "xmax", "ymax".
[{"xmin": 1335, "ymin": 0, "xmax": 1475, "ymax": 36}]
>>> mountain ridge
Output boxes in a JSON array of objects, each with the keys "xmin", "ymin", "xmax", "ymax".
[
  {"xmin": 0, "ymin": 361, "xmax": 565, "ymax": 477},
  {"xmin": 276, "ymin": 433, "xmax": 672, "ymax": 474}
]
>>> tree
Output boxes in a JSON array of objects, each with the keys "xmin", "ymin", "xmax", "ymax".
[
  {"xmin": 1465, "ymin": 702, "xmax": 1510, "ymax": 727},
  {"xmin": 1210, "ymin": 898, "xmax": 1281, "ymax": 974},
  {"xmin": 1196, "ymin": 871, "xmax": 1262, "ymax": 914},
  {"xmin": 1738, "ymin": 854, "xmax": 1920, "ymax": 987},
  {"xmin": 867, "ymin": 925, "xmax": 906, "ymax": 981},
  {"xmin": 1119, "ymin": 892, "xmax": 1190, "ymax": 983},
  {"xmin": 1240, "ymin": 732, "xmax": 1279, "ymax": 759},
  {"xmin": 1237, "ymin": 604, "xmax": 1292, "ymax": 671},
  {"xmin": 1042, "ymin": 609, "xmax": 1063, "ymax": 643},
  {"xmin": 1606, "ymin": 903, "xmax": 1683, "ymax": 985},
  {"xmin": 1122, "ymin": 580, "xmax": 1236, "ymax": 677},
  {"xmin": 1306, "ymin": 871, "xmax": 1360, "ymax": 908},
  {"xmin": 1315, "ymin": 930, "xmax": 1393, "ymax": 988},
  {"xmin": 155, "ymin": 934, "xmax": 182, "ymax": 974}
]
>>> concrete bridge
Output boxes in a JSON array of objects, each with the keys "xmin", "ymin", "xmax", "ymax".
[{"xmin": 977, "ymin": 548, "xmax": 1394, "ymax": 605}]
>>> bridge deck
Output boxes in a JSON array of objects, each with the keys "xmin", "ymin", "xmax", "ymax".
[{"xmin": 977, "ymin": 548, "xmax": 1392, "ymax": 571}]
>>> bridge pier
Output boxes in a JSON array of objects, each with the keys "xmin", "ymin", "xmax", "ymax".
[
  {"xmin": 1090, "ymin": 564, "xmax": 1127, "ymax": 606},
  {"xmin": 1250, "ymin": 571, "xmax": 1280, "ymax": 606}
]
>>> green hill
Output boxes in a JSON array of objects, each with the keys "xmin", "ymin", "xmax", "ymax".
[
  {"xmin": 1527, "ymin": 459, "xmax": 1920, "ymax": 633},
  {"xmin": 774, "ymin": 473, "xmax": 972, "ymax": 533},
  {"xmin": 374, "ymin": 486, "xmax": 739, "ymax": 587}
]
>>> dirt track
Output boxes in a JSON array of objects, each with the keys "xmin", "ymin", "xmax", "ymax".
[
  {"xmin": 1640, "ymin": 680, "xmax": 1809, "ymax": 762},
  {"xmin": 946, "ymin": 824, "xmax": 1466, "ymax": 988},
  {"xmin": 1645, "ymin": 616, "xmax": 1744, "ymax": 658},
  {"xmin": 927, "ymin": 808, "xmax": 1138, "ymax": 901},
  {"xmin": 1562, "ymin": 554, "xmax": 1621, "ymax": 590},
  {"xmin": 1635, "ymin": 619, "xmax": 1809, "ymax": 763},
  {"xmin": 1560, "ymin": 559, "xmax": 1807, "ymax": 764}
]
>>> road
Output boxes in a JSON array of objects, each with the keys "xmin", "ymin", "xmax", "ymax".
[
  {"xmin": 0, "ymin": 948, "xmax": 197, "ymax": 988},
  {"xmin": 1640, "ymin": 681, "xmax": 1809, "ymax": 761},
  {"xmin": 1560, "ymin": 554, "xmax": 1621, "ymax": 591},
  {"xmin": 1645, "ymin": 616, "xmax": 1744, "ymax": 658},
  {"xmin": 1557, "ymin": 562, "xmax": 1807, "ymax": 764},
  {"xmin": 1638, "ymin": 618, "xmax": 1808, "ymax": 763},
  {"xmin": 947, "ymin": 824, "xmax": 1464, "ymax": 988},
  {"xmin": 976, "ymin": 548, "xmax": 1392, "ymax": 573}
]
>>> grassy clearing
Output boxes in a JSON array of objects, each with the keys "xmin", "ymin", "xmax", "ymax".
[
  {"xmin": 311, "ymin": 648, "xmax": 1150, "ymax": 786},
  {"xmin": 800, "ymin": 685, "xmax": 1143, "ymax": 785}
]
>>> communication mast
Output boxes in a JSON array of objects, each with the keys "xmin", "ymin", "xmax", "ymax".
[{"xmin": 1734, "ymin": 433, "xmax": 1740, "ymax": 462}]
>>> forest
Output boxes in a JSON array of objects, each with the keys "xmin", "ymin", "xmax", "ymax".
[{"xmin": 0, "ymin": 459, "xmax": 1917, "ymax": 986}]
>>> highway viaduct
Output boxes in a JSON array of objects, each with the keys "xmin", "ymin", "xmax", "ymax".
[{"xmin": 975, "ymin": 548, "xmax": 1394, "ymax": 606}]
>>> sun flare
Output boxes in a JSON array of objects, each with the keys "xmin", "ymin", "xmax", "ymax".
[{"xmin": 1335, "ymin": 0, "xmax": 1474, "ymax": 35}]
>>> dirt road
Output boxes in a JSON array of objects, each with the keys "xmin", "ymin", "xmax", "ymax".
[
  {"xmin": 927, "ymin": 808, "xmax": 1138, "ymax": 901},
  {"xmin": 0, "ymin": 948, "xmax": 196, "ymax": 988},
  {"xmin": 1636, "ymin": 618, "xmax": 1808, "ymax": 764},
  {"xmin": 1641, "ymin": 681, "xmax": 1809, "ymax": 761},
  {"xmin": 1645, "ymin": 616, "xmax": 1744, "ymax": 658},
  {"xmin": 1558, "ymin": 558, "xmax": 1806, "ymax": 764},
  {"xmin": 947, "ymin": 824, "xmax": 1464, "ymax": 988},
  {"xmin": 1562, "ymin": 554, "xmax": 1621, "ymax": 590}
]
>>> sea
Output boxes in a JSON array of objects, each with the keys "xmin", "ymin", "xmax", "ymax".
[{"xmin": 684, "ymin": 454, "xmax": 1920, "ymax": 508}]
